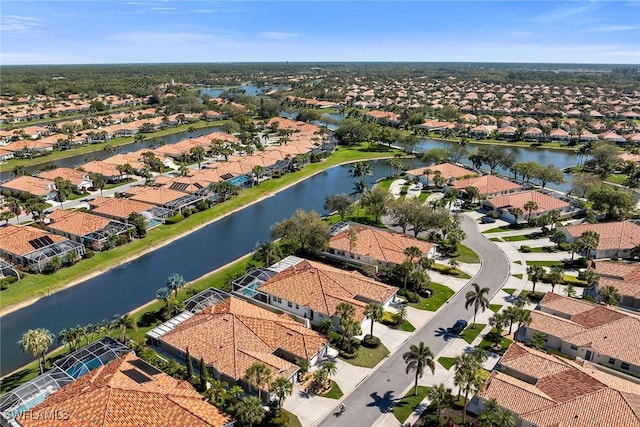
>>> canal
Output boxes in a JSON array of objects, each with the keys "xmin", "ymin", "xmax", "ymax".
[{"xmin": 0, "ymin": 158, "xmax": 423, "ymax": 375}]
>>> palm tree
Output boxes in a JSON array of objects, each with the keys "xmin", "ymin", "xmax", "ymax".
[
  {"xmin": 335, "ymin": 302, "xmax": 355, "ymax": 321},
  {"xmin": 578, "ymin": 230, "xmax": 600, "ymax": 260},
  {"xmin": 454, "ymin": 354, "xmax": 484, "ymax": 426},
  {"xmin": 53, "ymin": 177, "xmax": 72, "ymax": 209},
  {"xmin": 252, "ymin": 165, "xmax": 265, "ymax": 184},
  {"xmin": 165, "ymin": 273, "xmax": 186, "ymax": 298},
  {"xmin": 510, "ymin": 207, "xmax": 523, "ymax": 223},
  {"xmin": 12, "ymin": 165, "xmax": 27, "ymax": 177},
  {"xmin": 547, "ymin": 265, "xmax": 564, "ymax": 293},
  {"xmin": 156, "ymin": 286, "xmax": 173, "ymax": 318},
  {"xmin": 351, "ymin": 180, "xmax": 368, "ymax": 218},
  {"xmin": 527, "ymin": 265, "xmax": 545, "ymax": 293},
  {"xmin": 364, "ymin": 302, "xmax": 383, "ymax": 338},
  {"xmin": 271, "ymin": 377, "xmax": 293, "ymax": 409},
  {"xmin": 114, "ymin": 313, "xmax": 137, "ymax": 342},
  {"xmin": 19, "ymin": 328, "xmax": 54, "ymax": 374},
  {"xmin": 253, "ymin": 240, "xmax": 281, "ymax": 266},
  {"xmin": 88, "ymin": 172, "xmax": 106, "ymax": 197},
  {"xmin": 0, "ymin": 211, "xmax": 14, "ymax": 225},
  {"xmin": 598, "ymin": 285, "xmax": 621, "ymax": 306},
  {"xmin": 5, "ymin": 197, "xmax": 23, "ymax": 223},
  {"xmin": 244, "ymin": 363, "xmax": 272, "ymax": 401},
  {"xmin": 465, "ymin": 282, "xmax": 490, "ymax": 327},
  {"xmin": 402, "ymin": 341, "xmax": 435, "ymax": 395},
  {"xmin": 426, "ymin": 383, "xmax": 452, "ymax": 424},
  {"xmin": 236, "ymin": 396, "xmax": 265, "ymax": 427},
  {"xmin": 190, "ymin": 146, "xmax": 206, "ymax": 169},
  {"xmin": 348, "ymin": 161, "xmax": 373, "ymax": 181},
  {"xmin": 404, "ymin": 246, "xmax": 422, "ymax": 264},
  {"xmin": 478, "ymin": 398, "xmax": 515, "ymax": 427},
  {"xmin": 524, "ymin": 200, "xmax": 538, "ymax": 223},
  {"xmin": 339, "ymin": 317, "xmax": 360, "ymax": 353}
]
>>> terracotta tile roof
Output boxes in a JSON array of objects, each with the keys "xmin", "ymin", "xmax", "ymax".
[
  {"xmin": 128, "ymin": 187, "xmax": 188, "ymax": 206},
  {"xmin": 563, "ymin": 221, "xmax": 640, "ymax": 252},
  {"xmin": 486, "ymin": 190, "xmax": 569, "ymax": 213},
  {"xmin": 479, "ymin": 371, "xmax": 556, "ymax": 414},
  {"xmin": 82, "ymin": 161, "xmax": 122, "ymax": 178},
  {"xmin": 500, "ymin": 343, "xmax": 573, "ymax": 380},
  {"xmin": 48, "ymin": 209, "xmax": 111, "ymax": 237},
  {"xmin": 90, "ymin": 197, "xmax": 157, "ymax": 221},
  {"xmin": 567, "ymin": 317, "xmax": 640, "ymax": 366},
  {"xmin": 539, "ymin": 292, "xmax": 594, "ymax": 316},
  {"xmin": 257, "ymin": 260, "xmax": 398, "ymax": 321},
  {"xmin": 594, "ymin": 260, "xmax": 640, "ymax": 281},
  {"xmin": 328, "ymin": 224, "xmax": 434, "ymax": 265},
  {"xmin": 0, "ymin": 224, "xmax": 66, "ymax": 256},
  {"xmin": 529, "ymin": 311, "xmax": 585, "ymax": 339},
  {"xmin": 521, "ymin": 387, "xmax": 640, "ymax": 427},
  {"xmin": 599, "ymin": 276, "xmax": 640, "ymax": 298},
  {"xmin": 17, "ymin": 353, "xmax": 233, "ymax": 427},
  {"xmin": 37, "ymin": 168, "xmax": 89, "ymax": 187},
  {"xmin": 0, "ymin": 175, "xmax": 54, "ymax": 197},
  {"xmin": 536, "ymin": 368, "xmax": 606, "ymax": 402},
  {"xmin": 452, "ymin": 174, "xmax": 522, "ymax": 195},
  {"xmin": 160, "ymin": 297, "xmax": 327, "ymax": 383},
  {"xmin": 405, "ymin": 162, "xmax": 475, "ymax": 180}
]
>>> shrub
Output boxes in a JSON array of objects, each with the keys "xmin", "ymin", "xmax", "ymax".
[
  {"xmin": 488, "ymin": 210, "xmax": 501, "ymax": 219},
  {"xmin": 327, "ymin": 331, "xmax": 341, "ymax": 342},
  {"xmin": 83, "ymin": 248, "xmax": 94, "ymax": 259},
  {"xmin": 380, "ymin": 311, "xmax": 397, "ymax": 326},
  {"xmin": 520, "ymin": 245, "xmax": 531, "ymax": 253},
  {"xmin": 165, "ymin": 214, "xmax": 184, "ymax": 224},
  {"xmin": 361, "ymin": 334, "xmax": 381, "ymax": 348},
  {"xmin": 405, "ymin": 290, "xmax": 420, "ymax": 303},
  {"xmin": 339, "ymin": 350, "xmax": 358, "ymax": 359},
  {"xmin": 558, "ymin": 242, "xmax": 570, "ymax": 251},
  {"xmin": 182, "ymin": 208, "xmax": 193, "ymax": 218}
]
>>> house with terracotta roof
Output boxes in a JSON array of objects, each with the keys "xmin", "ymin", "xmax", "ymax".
[
  {"xmin": 468, "ymin": 124, "xmax": 495, "ymax": 139},
  {"xmin": 0, "ymin": 224, "xmax": 85, "ymax": 272},
  {"xmin": 496, "ymin": 126, "xmax": 517, "ymax": 140},
  {"xmin": 15, "ymin": 352, "xmax": 234, "ymax": 427},
  {"xmin": 594, "ymin": 260, "xmax": 640, "ymax": 309},
  {"xmin": 560, "ymin": 221, "xmax": 640, "ymax": 259},
  {"xmin": 257, "ymin": 259, "xmax": 398, "ymax": 327},
  {"xmin": 482, "ymin": 190, "xmax": 572, "ymax": 223},
  {"xmin": 449, "ymin": 174, "xmax": 523, "ymax": 199},
  {"xmin": 89, "ymin": 197, "xmax": 171, "ymax": 228},
  {"xmin": 47, "ymin": 209, "xmax": 134, "ymax": 251},
  {"xmin": 150, "ymin": 294, "xmax": 328, "ymax": 400},
  {"xmin": 405, "ymin": 162, "xmax": 476, "ymax": 186},
  {"xmin": 478, "ymin": 343, "xmax": 640, "ymax": 427},
  {"xmin": 325, "ymin": 223, "xmax": 435, "ymax": 270},
  {"xmin": 37, "ymin": 167, "xmax": 93, "ymax": 191},
  {"xmin": 0, "ymin": 175, "xmax": 56, "ymax": 200},
  {"xmin": 127, "ymin": 186, "xmax": 204, "ymax": 213},
  {"xmin": 520, "ymin": 292, "xmax": 640, "ymax": 375},
  {"xmin": 365, "ymin": 110, "xmax": 401, "ymax": 125}
]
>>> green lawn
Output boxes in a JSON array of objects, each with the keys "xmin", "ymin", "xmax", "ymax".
[
  {"xmin": 563, "ymin": 274, "xmax": 587, "ymax": 286},
  {"xmin": 1, "ymin": 144, "xmax": 402, "ymax": 311},
  {"xmin": 514, "ymin": 260, "xmax": 522, "ymax": 265},
  {"xmin": 408, "ymin": 283, "xmax": 454, "ymax": 311},
  {"xmin": 342, "ymin": 343, "xmax": 390, "ymax": 368},
  {"xmin": 376, "ymin": 178, "xmax": 395, "ymax": 192},
  {"xmin": 489, "ymin": 237, "xmax": 502, "ymax": 242},
  {"xmin": 526, "ymin": 260, "xmax": 564, "ymax": 267},
  {"xmin": 483, "ymin": 225, "xmax": 513, "ymax": 233},
  {"xmin": 461, "ymin": 324, "xmax": 486, "ymax": 344},
  {"xmin": 489, "ymin": 304, "xmax": 502, "ymax": 313},
  {"xmin": 397, "ymin": 320, "xmax": 416, "ymax": 332},
  {"xmin": 320, "ymin": 380, "xmax": 343, "ymax": 399},
  {"xmin": 432, "ymin": 263, "xmax": 471, "ymax": 279},
  {"xmin": 512, "ymin": 274, "xmax": 523, "ymax": 280},
  {"xmin": 604, "ymin": 174, "xmax": 627, "ymax": 185},
  {"xmin": 478, "ymin": 328, "xmax": 513, "ymax": 355},
  {"xmin": 438, "ymin": 357, "xmax": 456, "ymax": 370},
  {"xmin": 275, "ymin": 410, "xmax": 303, "ymax": 427},
  {"xmin": 393, "ymin": 386, "xmax": 429, "ymax": 423},
  {"xmin": 503, "ymin": 288, "xmax": 516, "ymax": 295},
  {"xmin": 453, "ymin": 243, "xmax": 480, "ymax": 264},
  {"xmin": 503, "ymin": 235, "xmax": 531, "ymax": 242}
]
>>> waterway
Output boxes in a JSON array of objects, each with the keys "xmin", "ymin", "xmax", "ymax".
[
  {"xmin": 0, "ymin": 158, "xmax": 424, "ymax": 375},
  {"xmin": 0, "ymin": 126, "xmax": 223, "ymax": 182}
]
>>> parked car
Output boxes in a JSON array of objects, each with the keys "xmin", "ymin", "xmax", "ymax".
[
  {"xmin": 451, "ymin": 319, "xmax": 468, "ymax": 335},
  {"xmin": 481, "ymin": 216, "xmax": 496, "ymax": 224}
]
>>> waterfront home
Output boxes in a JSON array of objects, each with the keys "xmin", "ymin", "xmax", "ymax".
[
  {"xmin": 450, "ymin": 174, "xmax": 522, "ymax": 199},
  {"xmin": 519, "ymin": 292, "xmax": 640, "ymax": 375},
  {"xmin": 256, "ymin": 258, "xmax": 398, "ymax": 328},
  {"xmin": 594, "ymin": 261, "xmax": 640, "ymax": 309},
  {"xmin": 478, "ymin": 343, "xmax": 640, "ymax": 427},
  {"xmin": 365, "ymin": 110, "xmax": 401, "ymax": 125},
  {"xmin": 496, "ymin": 126, "xmax": 517, "ymax": 140},
  {"xmin": 522, "ymin": 127, "xmax": 546, "ymax": 142},
  {"xmin": 417, "ymin": 119, "xmax": 453, "ymax": 132},
  {"xmin": 481, "ymin": 190, "xmax": 571, "ymax": 223},
  {"xmin": 405, "ymin": 162, "xmax": 475, "ymax": 186},
  {"xmin": 549, "ymin": 128, "xmax": 571, "ymax": 142},
  {"xmin": 81, "ymin": 160, "xmax": 128, "ymax": 182},
  {"xmin": 149, "ymin": 294, "xmax": 328, "ymax": 400},
  {"xmin": 0, "ymin": 175, "xmax": 56, "ymax": 200},
  {"xmin": 468, "ymin": 124, "xmax": 494, "ymax": 139},
  {"xmin": 15, "ymin": 352, "xmax": 234, "ymax": 427},
  {"xmin": 37, "ymin": 167, "xmax": 93, "ymax": 191},
  {"xmin": 0, "ymin": 224, "xmax": 85, "ymax": 273},
  {"xmin": 89, "ymin": 197, "xmax": 171, "ymax": 228},
  {"xmin": 126, "ymin": 186, "xmax": 203, "ymax": 214},
  {"xmin": 47, "ymin": 209, "xmax": 135, "ymax": 251},
  {"xmin": 560, "ymin": 221, "xmax": 640, "ymax": 259},
  {"xmin": 325, "ymin": 223, "xmax": 435, "ymax": 270},
  {"xmin": 600, "ymin": 130, "xmax": 626, "ymax": 144}
]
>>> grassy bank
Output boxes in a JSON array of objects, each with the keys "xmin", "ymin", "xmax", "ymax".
[
  {"xmin": 1, "ymin": 144, "xmax": 401, "ymax": 312},
  {"xmin": 1, "ymin": 120, "xmax": 226, "ymax": 170}
]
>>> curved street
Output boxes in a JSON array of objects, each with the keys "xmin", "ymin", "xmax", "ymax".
[{"xmin": 316, "ymin": 214, "xmax": 510, "ymax": 427}]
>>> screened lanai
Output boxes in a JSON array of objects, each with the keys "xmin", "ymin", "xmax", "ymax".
[
  {"xmin": 83, "ymin": 220, "xmax": 135, "ymax": 251},
  {"xmin": 23, "ymin": 239, "xmax": 85, "ymax": 273},
  {"xmin": 183, "ymin": 288, "xmax": 230, "ymax": 313},
  {"xmin": 0, "ymin": 260, "xmax": 19, "ymax": 279}
]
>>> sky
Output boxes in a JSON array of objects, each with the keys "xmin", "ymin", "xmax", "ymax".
[{"xmin": 1, "ymin": 1, "xmax": 639, "ymax": 65}]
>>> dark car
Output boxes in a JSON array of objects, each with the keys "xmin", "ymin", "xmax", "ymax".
[
  {"xmin": 481, "ymin": 216, "xmax": 496, "ymax": 224},
  {"xmin": 451, "ymin": 319, "xmax": 468, "ymax": 334}
]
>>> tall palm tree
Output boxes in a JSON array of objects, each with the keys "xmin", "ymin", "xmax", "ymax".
[
  {"xmin": 335, "ymin": 302, "xmax": 355, "ymax": 321},
  {"xmin": 244, "ymin": 363, "xmax": 272, "ymax": 401},
  {"xmin": 19, "ymin": 328, "xmax": 54, "ymax": 374},
  {"xmin": 403, "ymin": 246, "xmax": 422, "ymax": 264},
  {"xmin": 114, "ymin": 313, "xmax": 137, "ymax": 342},
  {"xmin": 53, "ymin": 177, "xmax": 72, "ymax": 209},
  {"xmin": 348, "ymin": 161, "xmax": 373, "ymax": 181},
  {"xmin": 351, "ymin": 180, "xmax": 368, "ymax": 218},
  {"xmin": 165, "ymin": 273, "xmax": 186, "ymax": 298},
  {"xmin": 5, "ymin": 197, "xmax": 23, "ymax": 223},
  {"xmin": 156, "ymin": 286, "xmax": 173, "ymax": 318},
  {"xmin": 578, "ymin": 230, "xmax": 600, "ymax": 260},
  {"xmin": 339, "ymin": 317, "xmax": 360, "ymax": 353},
  {"xmin": 253, "ymin": 240, "xmax": 281, "ymax": 266},
  {"xmin": 527, "ymin": 265, "xmax": 545, "ymax": 293},
  {"xmin": 190, "ymin": 146, "xmax": 206, "ymax": 169},
  {"xmin": 547, "ymin": 265, "xmax": 564, "ymax": 293},
  {"xmin": 402, "ymin": 341, "xmax": 435, "ymax": 395},
  {"xmin": 426, "ymin": 383, "xmax": 452, "ymax": 424},
  {"xmin": 454, "ymin": 354, "xmax": 484, "ymax": 426},
  {"xmin": 598, "ymin": 285, "xmax": 621, "ymax": 306},
  {"xmin": 364, "ymin": 302, "xmax": 383, "ymax": 338},
  {"xmin": 524, "ymin": 200, "xmax": 538, "ymax": 223},
  {"xmin": 236, "ymin": 396, "xmax": 265, "ymax": 427},
  {"xmin": 271, "ymin": 377, "xmax": 293, "ymax": 409},
  {"xmin": 465, "ymin": 282, "xmax": 490, "ymax": 327}
]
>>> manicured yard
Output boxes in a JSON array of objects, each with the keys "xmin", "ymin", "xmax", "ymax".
[
  {"xmin": 438, "ymin": 357, "xmax": 456, "ymax": 370},
  {"xmin": 503, "ymin": 288, "xmax": 516, "ymax": 295},
  {"xmin": 514, "ymin": 260, "xmax": 522, "ymax": 265},
  {"xmin": 489, "ymin": 304, "xmax": 502, "ymax": 313},
  {"xmin": 512, "ymin": 274, "xmax": 523, "ymax": 280},
  {"xmin": 526, "ymin": 260, "xmax": 564, "ymax": 267},
  {"xmin": 433, "ymin": 263, "xmax": 471, "ymax": 279},
  {"xmin": 483, "ymin": 226, "xmax": 513, "ymax": 233},
  {"xmin": 393, "ymin": 386, "xmax": 429, "ymax": 423},
  {"xmin": 461, "ymin": 324, "xmax": 485, "ymax": 344},
  {"xmin": 279, "ymin": 410, "xmax": 303, "ymax": 427},
  {"xmin": 478, "ymin": 328, "xmax": 513, "ymax": 355},
  {"xmin": 489, "ymin": 237, "xmax": 502, "ymax": 242},
  {"xmin": 342, "ymin": 343, "xmax": 390, "ymax": 368},
  {"xmin": 563, "ymin": 274, "xmax": 587, "ymax": 286},
  {"xmin": 397, "ymin": 320, "xmax": 416, "ymax": 332},
  {"xmin": 408, "ymin": 283, "xmax": 455, "ymax": 311},
  {"xmin": 321, "ymin": 380, "xmax": 343, "ymax": 399},
  {"xmin": 503, "ymin": 234, "xmax": 531, "ymax": 242},
  {"xmin": 453, "ymin": 243, "xmax": 480, "ymax": 264},
  {"xmin": 604, "ymin": 174, "xmax": 626, "ymax": 185}
]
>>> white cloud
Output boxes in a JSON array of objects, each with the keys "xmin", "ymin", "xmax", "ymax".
[
  {"xmin": 533, "ymin": 2, "xmax": 597, "ymax": 22},
  {"xmin": 590, "ymin": 25, "xmax": 638, "ymax": 32},
  {"xmin": 260, "ymin": 31, "xmax": 299, "ymax": 40},
  {"xmin": 1, "ymin": 15, "xmax": 41, "ymax": 34}
]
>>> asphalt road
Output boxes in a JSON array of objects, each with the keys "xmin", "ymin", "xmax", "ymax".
[{"xmin": 316, "ymin": 214, "xmax": 510, "ymax": 427}]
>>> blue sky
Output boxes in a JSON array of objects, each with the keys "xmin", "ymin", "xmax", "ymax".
[{"xmin": 2, "ymin": 1, "xmax": 639, "ymax": 65}]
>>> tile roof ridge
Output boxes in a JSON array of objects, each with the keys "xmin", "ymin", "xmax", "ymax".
[
  {"xmin": 166, "ymin": 394, "xmax": 218, "ymax": 426},
  {"xmin": 620, "ymin": 391, "xmax": 640, "ymax": 420}
]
